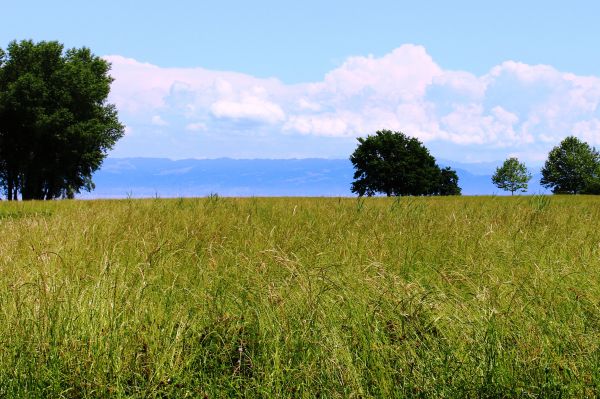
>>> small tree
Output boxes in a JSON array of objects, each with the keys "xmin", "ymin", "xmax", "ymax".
[
  {"xmin": 540, "ymin": 136, "xmax": 600, "ymax": 194},
  {"xmin": 350, "ymin": 130, "xmax": 460, "ymax": 196},
  {"xmin": 492, "ymin": 157, "xmax": 531, "ymax": 195}
]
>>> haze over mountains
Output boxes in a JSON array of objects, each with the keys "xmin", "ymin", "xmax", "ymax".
[{"xmin": 82, "ymin": 158, "xmax": 550, "ymax": 198}]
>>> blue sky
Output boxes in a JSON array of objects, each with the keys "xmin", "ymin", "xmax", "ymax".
[{"xmin": 3, "ymin": 1, "xmax": 600, "ymax": 164}]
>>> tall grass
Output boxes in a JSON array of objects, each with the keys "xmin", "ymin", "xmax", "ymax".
[{"xmin": 0, "ymin": 196, "xmax": 598, "ymax": 397}]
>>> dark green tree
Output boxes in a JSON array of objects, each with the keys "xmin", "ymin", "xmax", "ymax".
[
  {"xmin": 492, "ymin": 157, "xmax": 532, "ymax": 195},
  {"xmin": 540, "ymin": 136, "xmax": 600, "ymax": 194},
  {"xmin": 0, "ymin": 40, "xmax": 124, "ymax": 200},
  {"xmin": 350, "ymin": 130, "xmax": 460, "ymax": 196},
  {"xmin": 437, "ymin": 167, "xmax": 461, "ymax": 196},
  {"xmin": 585, "ymin": 164, "xmax": 600, "ymax": 194}
]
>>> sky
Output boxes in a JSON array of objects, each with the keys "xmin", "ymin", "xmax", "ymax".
[{"xmin": 2, "ymin": 0, "xmax": 600, "ymax": 164}]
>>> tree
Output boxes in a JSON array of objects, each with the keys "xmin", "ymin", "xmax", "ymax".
[
  {"xmin": 438, "ymin": 167, "xmax": 462, "ymax": 196},
  {"xmin": 491, "ymin": 157, "xmax": 532, "ymax": 195},
  {"xmin": 0, "ymin": 40, "xmax": 124, "ymax": 200},
  {"xmin": 540, "ymin": 136, "xmax": 600, "ymax": 194},
  {"xmin": 350, "ymin": 130, "xmax": 460, "ymax": 196}
]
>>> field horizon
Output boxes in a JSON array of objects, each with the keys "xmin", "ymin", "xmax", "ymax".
[{"xmin": 81, "ymin": 157, "xmax": 550, "ymax": 199}]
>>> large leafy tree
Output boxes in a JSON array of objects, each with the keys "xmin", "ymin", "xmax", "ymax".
[
  {"xmin": 540, "ymin": 136, "xmax": 600, "ymax": 194},
  {"xmin": 350, "ymin": 130, "xmax": 460, "ymax": 196},
  {"xmin": 0, "ymin": 40, "xmax": 124, "ymax": 200},
  {"xmin": 492, "ymin": 157, "xmax": 532, "ymax": 195}
]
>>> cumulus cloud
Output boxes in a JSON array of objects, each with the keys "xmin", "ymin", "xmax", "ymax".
[
  {"xmin": 284, "ymin": 114, "xmax": 351, "ymax": 137},
  {"xmin": 317, "ymin": 45, "xmax": 442, "ymax": 103},
  {"xmin": 210, "ymin": 95, "xmax": 285, "ymax": 124},
  {"xmin": 104, "ymin": 45, "xmax": 600, "ymax": 161},
  {"xmin": 573, "ymin": 119, "xmax": 600, "ymax": 144}
]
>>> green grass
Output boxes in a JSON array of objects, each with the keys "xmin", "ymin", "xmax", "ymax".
[{"xmin": 0, "ymin": 196, "xmax": 598, "ymax": 398}]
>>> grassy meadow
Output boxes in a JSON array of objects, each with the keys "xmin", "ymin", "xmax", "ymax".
[{"xmin": 0, "ymin": 196, "xmax": 599, "ymax": 398}]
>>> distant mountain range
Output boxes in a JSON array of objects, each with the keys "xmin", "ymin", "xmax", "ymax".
[{"xmin": 81, "ymin": 158, "xmax": 549, "ymax": 198}]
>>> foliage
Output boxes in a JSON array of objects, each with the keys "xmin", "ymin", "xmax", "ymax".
[
  {"xmin": 541, "ymin": 136, "xmax": 600, "ymax": 194},
  {"xmin": 491, "ymin": 157, "xmax": 532, "ymax": 195},
  {"xmin": 0, "ymin": 197, "xmax": 598, "ymax": 397},
  {"xmin": 350, "ymin": 130, "xmax": 460, "ymax": 196},
  {"xmin": 0, "ymin": 40, "xmax": 124, "ymax": 200},
  {"xmin": 437, "ymin": 166, "xmax": 462, "ymax": 195},
  {"xmin": 585, "ymin": 168, "xmax": 600, "ymax": 194}
]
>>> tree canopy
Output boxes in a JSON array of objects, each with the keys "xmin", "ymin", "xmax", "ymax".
[
  {"xmin": 492, "ymin": 157, "xmax": 531, "ymax": 195},
  {"xmin": 0, "ymin": 40, "xmax": 124, "ymax": 200},
  {"xmin": 540, "ymin": 136, "xmax": 600, "ymax": 194},
  {"xmin": 438, "ymin": 167, "xmax": 462, "ymax": 196},
  {"xmin": 350, "ymin": 130, "xmax": 460, "ymax": 196}
]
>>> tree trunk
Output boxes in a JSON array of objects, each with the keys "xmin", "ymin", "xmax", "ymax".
[
  {"xmin": 7, "ymin": 180, "xmax": 12, "ymax": 201},
  {"xmin": 6, "ymin": 171, "xmax": 17, "ymax": 200}
]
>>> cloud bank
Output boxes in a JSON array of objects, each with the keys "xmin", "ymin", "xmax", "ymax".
[{"xmin": 104, "ymin": 45, "xmax": 600, "ymax": 162}]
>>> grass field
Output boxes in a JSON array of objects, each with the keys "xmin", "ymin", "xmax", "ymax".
[{"xmin": 0, "ymin": 196, "xmax": 599, "ymax": 398}]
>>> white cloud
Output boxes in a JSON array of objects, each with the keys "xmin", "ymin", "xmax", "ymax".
[
  {"xmin": 432, "ymin": 70, "xmax": 486, "ymax": 99},
  {"xmin": 297, "ymin": 98, "xmax": 322, "ymax": 111},
  {"xmin": 573, "ymin": 119, "xmax": 600, "ymax": 144},
  {"xmin": 318, "ymin": 45, "xmax": 441, "ymax": 102},
  {"xmin": 151, "ymin": 115, "xmax": 169, "ymax": 126},
  {"xmin": 487, "ymin": 61, "xmax": 560, "ymax": 84},
  {"xmin": 104, "ymin": 45, "xmax": 600, "ymax": 161},
  {"xmin": 439, "ymin": 104, "xmax": 525, "ymax": 146},
  {"xmin": 284, "ymin": 114, "xmax": 351, "ymax": 137},
  {"xmin": 210, "ymin": 95, "xmax": 285, "ymax": 124}
]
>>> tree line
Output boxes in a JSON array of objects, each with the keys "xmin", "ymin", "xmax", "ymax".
[{"xmin": 350, "ymin": 131, "xmax": 600, "ymax": 196}]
